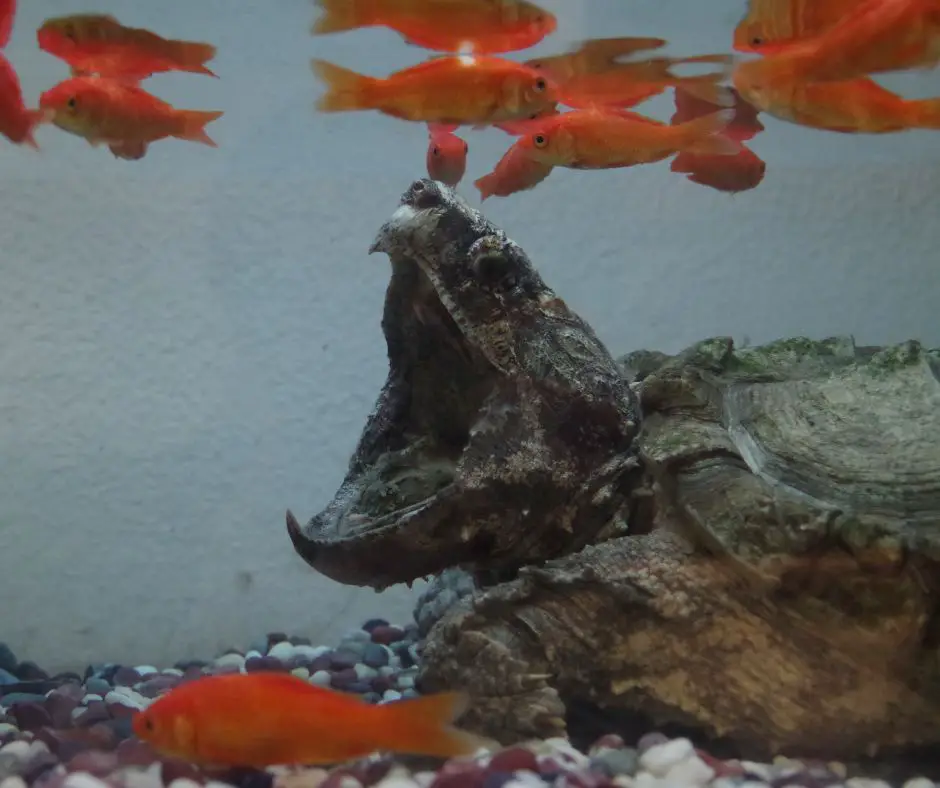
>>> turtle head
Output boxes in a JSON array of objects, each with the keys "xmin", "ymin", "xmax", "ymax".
[{"xmin": 286, "ymin": 179, "xmax": 642, "ymax": 590}]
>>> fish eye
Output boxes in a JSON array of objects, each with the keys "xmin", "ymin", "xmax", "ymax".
[
  {"xmin": 534, "ymin": 78, "xmax": 547, "ymax": 92},
  {"xmin": 66, "ymin": 96, "xmax": 77, "ymax": 110},
  {"xmin": 750, "ymin": 36, "xmax": 763, "ymax": 45},
  {"xmin": 63, "ymin": 24, "xmax": 77, "ymax": 40},
  {"xmin": 533, "ymin": 134, "xmax": 547, "ymax": 147},
  {"xmin": 431, "ymin": 145, "xmax": 439, "ymax": 156}
]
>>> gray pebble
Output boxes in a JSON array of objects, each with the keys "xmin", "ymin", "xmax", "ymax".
[
  {"xmin": 361, "ymin": 644, "xmax": 390, "ymax": 669},
  {"xmin": 161, "ymin": 668, "xmax": 183, "ymax": 677},
  {"xmin": 293, "ymin": 645, "xmax": 330, "ymax": 662},
  {"xmin": 591, "ymin": 748, "xmax": 639, "ymax": 777},
  {"xmin": 214, "ymin": 653, "xmax": 245, "ymax": 671},
  {"xmin": 83, "ymin": 677, "xmax": 111, "ymax": 696},
  {"xmin": 343, "ymin": 630, "xmax": 371, "ymax": 644},
  {"xmin": 401, "ymin": 688, "xmax": 420, "ymax": 699},
  {"xmin": 105, "ymin": 689, "xmax": 147, "ymax": 711},
  {"xmin": 244, "ymin": 650, "xmax": 264, "ymax": 662},
  {"xmin": 382, "ymin": 690, "xmax": 402, "ymax": 702},
  {"xmin": 134, "ymin": 666, "xmax": 158, "ymax": 677},
  {"xmin": 0, "ymin": 671, "xmax": 17, "ymax": 686},
  {"xmin": 353, "ymin": 664, "xmax": 378, "ymax": 681},
  {"xmin": 310, "ymin": 670, "xmax": 332, "ymax": 687},
  {"xmin": 0, "ymin": 693, "xmax": 45, "ymax": 705},
  {"xmin": 0, "ymin": 646, "xmax": 16, "ymax": 675},
  {"xmin": 267, "ymin": 642, "xmax": 296, "ymax": 662}
]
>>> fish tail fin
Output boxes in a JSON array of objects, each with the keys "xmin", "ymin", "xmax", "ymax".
[
  {"xmin": 673, "ymin": 75, "xmax": 736, "ymax": 108},
  {"xmin": 474, "ymin": 173, "xmax": 497, "ymax": 201},
  {"xmin": 907, "ymin": 97, "xmax": 940, "ymax": 129},
  {"xmin": 372, "ymin": 691, "xmax": 494, "ymax": 759},
  {"xmin": 175, "ymin": 109, "xmax": 224, "ymax": 146},
  {"xmin": 311, "ymin": 0, "xmax": 371, "ymax": 35},
  {"xmin": 21, "ymin": 109, "xmax": 48, "ymax": 150},
  {"xmin": 673, "ymin": 109, "xmax": 742, "ymax": 156},
  {"xmin": 169, "ymin": 41, "xmax": 218, "ymax": 77},
  {"xmin": 312, "ymin": 58, "xmax": 379, "ymax": 112}
]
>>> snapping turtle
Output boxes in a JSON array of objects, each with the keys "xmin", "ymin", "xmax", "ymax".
[{"xmin": 286, "ymin": 179, "xmax": 940, "ymax": 763}]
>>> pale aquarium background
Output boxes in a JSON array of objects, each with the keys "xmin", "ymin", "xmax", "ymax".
[{"xmin": 0, "ymin": 0, "xmax": 937, "ymax": 672}]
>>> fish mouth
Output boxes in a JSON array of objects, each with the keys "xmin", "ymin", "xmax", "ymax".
[{"xmin": 288, "ymin": 179, "xmax": 640, "ymax": 591}]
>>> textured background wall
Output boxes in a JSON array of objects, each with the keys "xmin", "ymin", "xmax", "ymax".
[{"xmin": 0, "ymin": 0, "xmax": 937, "ymax": 672}]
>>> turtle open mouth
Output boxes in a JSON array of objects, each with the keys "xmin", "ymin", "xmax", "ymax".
[{"xmin": 287, "ymin": 179, "xmax": 641, "ymax": 591}]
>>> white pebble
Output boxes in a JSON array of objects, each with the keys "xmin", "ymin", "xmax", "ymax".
[
  {"xmin": 63, "ymin": 773, "xmax": 110, "ymax": 788},
  {"xmin": 378, "ymin": 666, "xmax": 398, "ymax": 678},
  {"xmin": 162, "ymin": 668, "xmax": 183, "ymax": 677},
  {"xmin": 309, "ymin": 670, "xmax": 332, "ymax": 687},
  {"xmin": 168, "ymin": 779, "xmax": 202, "ymax": 788},
  {"xmin": 207, "ymin": 781, "xmax": 243, "ymax": 788},
  {"xmin": 630, "ymin": 773, "xmax": 658, "ymax": 788},
  {"xmin": 214, "ymin": 653, "xmax": 246, "ymax": 671},
  {"xmin": 374, "ymin": 777, "xmax": 417, "ymax": 788},
  {"xmin": 294, "ymin": 645, "xmax": 330, "ymax": 661},
  {"xmin": 412, "ymin": 772, "xmax": 436, "ymax": 788},
  {"xmin": 268, "ymin": 642, "xmax": 297, "ymax": 661},
  {"xmin": 663, "ymin": 754, "xmax": 714, "ymax": 786},
  {"xmin": 847, "ymin": 780, "xmax": 892, "ymax": 788},
  {"xmin": 740, "ymin": 762, "xmax": 774, "ymax": 781},
  {"xmin": 244, "ymin": 650, "xmax": 264, "ymax": 662},
  {"xmin": 81, "ymin": 694, "xmax": 103, "ymax": 704},
  {"xmin": 134, "ymin": 665, "xmax": 158, "ymax": 676},
  {"xmin": 354, "ymin": 664, "xmax": 378, "ymax": 680},
  {"xmin": 105, "ymin": 689, "xmax": 148, "ymax": 711},
  {"xmin": 0, "ymin": 723, "xmax": 18, "ymax": 737},
  {"xmin": 344, "ymin": 629, "xmax": 371, "ymax": 644},
  {"xmin": 506, "ymin": 773, "xmax": 544, "ymax": 788},
  {"xmin": 612, "ymin": 778, "xmax": 634, "ymax": 788},
  {"xmin": 0, "ymin": 777, "xmax": 27, "ymax": 788},
  {"xmin": 639, "ymin": 738, "xmax": 696, "ymax": 777},
  {"xmin": 396, "ymin": 673, "xmax": 415, "ymax": 689},
  {"xmin": 542, "ymin": 737, "xmax": 589, "ymax": 766},
  {"xmin": 903, "ymin": 780, "xmax": 936, "ymax": 788},
  {"xmin": 291, "ymin": 668, "xmax": 310, "ymax": 680},
  {"xmin": 0, "ymin": 740, "xmax": 31, "ymax": 759},
  {"xmin": 382, "ymin": 689, "xmax": 402, "ymax": 702}
]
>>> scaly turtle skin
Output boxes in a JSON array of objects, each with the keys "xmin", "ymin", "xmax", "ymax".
[{"xmin": 286, "ymin": 179, "xmax": 940, "ymax": 763}]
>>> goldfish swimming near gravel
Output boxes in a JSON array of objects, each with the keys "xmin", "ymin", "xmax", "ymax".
[
  {"xmin": 0, "ymin": 52, "xmax": 45, "ymax": 147},
  {"xmin": 426, "ymin": 123, "xmax": 468, "ymax": 186},
  {"xmin": 312, "ymin": 55, "xmax": 559, "ymax": 126},
  {"xmin": 311, "ymin": 0, "xmax": 556, "ymax": 54},
  {"xmin": 0, "ymin": 0, "xmax": 15, "ymax": 49},
  {"xmin": 733, "ymin": 67, "xmax": 940, "ymax": 132},
  {"xmin": 526, "ymin": 37, "xmax": 734, "ymax": 109},
  {"xmin": 669, "ymin": 86, "xmax": 766, "ymax": 194},
  {"xmin": 475, "ymin": 106, "xmax": 738, "ymax": 199},
  {"xmin": 733, "ymin": 0, "xmax": 867, "ymax": 53},
  {"xmin": 733, "ymin": 0, "xmax": 940, "ymax": 86},
  {"xmin": 37, "ymin": 14, "xmax": 217, "ymax": 81},
  {"xmin": 132, "ymin": 672, "xmax": 489, "ymax": 768},
  {"xmin": 39, "ymin": 76, "xmax": 223, "ymax": 151}
]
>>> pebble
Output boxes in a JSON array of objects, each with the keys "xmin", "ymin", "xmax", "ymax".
[
  {"xmin": 638, "ymin": 738, "xmax": 695, "ymax": 777},
  {"xmin": 309, "ymin": 671, "xmax": 332, "ymax": 687},
  {"xmin": 212, "ymin": 653, "xmax": 245, "ymax": 671}
]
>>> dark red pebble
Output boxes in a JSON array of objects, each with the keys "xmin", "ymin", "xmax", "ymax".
[
  {"xmin": 369, "ymin": 626, "xmax": 405, "ymax": 645},
  {"xmin": 44, "ymin": 691, "xmax": 79, "ymax": 727},
  {"xmin": 161, "ymin": 757, "xmax": 205, "ymax": 784},
  {"xmin": 11, "ymin": 701, "xmax": 53, "ymax": 730},
  {"xmin": 329, "ymin": 668, "xmax": 358, "ymax": 689},
  {"xmin": 31, "ymin": 766, "xmax": 66, "ymax": 788},
  {"xmin": 636, "ymin": 732, "xmax": 668, "ymax": 752},
  {"xmin": 182, "ymin": 666, "xmax": 206, "ymax": 682},
  {"xmin": 370, "ymin": 675, "xmax": 393, "ymax": 694},
  {"xmin": 75, "ymin": 701, "xmax": 112, "ymax": 727},
  {"xmin": 320, "ymin": 768, "xmax": 360, "ymax": 788},
  {"xmin": 308, "ymin": 655, "xmax": 333, "ymax": 673},
  {"xmin": 15, "ymin": 661, "xmax": 50, "ymax": 681},
  {"xmin": 556, "ymin": 771, "xmax": 612, "ymax": 788},
  {"xmin": 481, "ymin": 771, "xmax": 515, "ymax": 788},
  {"xmin": 361, "ymin": 756, "xmax": 394, "ymax": 785},
  {"xmin": 116, "ymin": 737, "xmax": 158, "ymax": 766},
  {"xmin": 488, "ymin": 747, "xmax": 539, "ymax": 773},
  {"xmin": 361, "ymin": 618, "xmax": 390, "ymax": 633},
  {"xmin": 107, "ymin": 701, "xmax": 138, "ymax": 720},
  {"xmin": 430, "ymin": 760, "xmax": 486, "ymax": 788},
  {"xmin": 22, "ymin": 749, "xmax": 61, "ymax": 782},
  {"xmin": 329, "ymin": 650, "xmax": 360, "ymax": 670},
  {"xmin": 112, "ymin": 667, "xmax": 141, "ymax": 687},
  {"xmin": 221, "ymin": 768, "xmax": 274, "ymax": 788},
  {"xmin": 67, "ymin": 750, "xmax": 120, "ymax": 776},
  {"xmin": 695, "ymin": 749, "xmax": 745, "ymax": 778}
]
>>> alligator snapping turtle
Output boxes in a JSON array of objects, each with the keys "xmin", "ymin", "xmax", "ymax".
[{"xmin": 286, "ymin": 179, "xmax": 940, "ymax": 763}]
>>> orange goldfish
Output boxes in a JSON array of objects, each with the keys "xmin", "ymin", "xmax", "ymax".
[
  {"xmin": 519, "ymin": 107, "xmax": 739, "ymax": 169},
  {"xmin": 426, "ymin": 123, "xmax": 468, "ymax": 186},
  {"xmin": 733, "ymin": 0, "xmax": 867, "ymax": 53},
  {"xmin": 474, "ymin": 142, "xmax": 554, "ymax": 199},
  {"xmin": 0, "ymin": 53, "xmax": 45, "ymax": 147},
  {"xmin": 669, "ymin": 86, "xmax": 766, "ymax": 194},
  {"xmin": 733, "ymin": 68, "xmax": 940, "ymax": 132},
  {"xmin": 39, "ymin": 77, "xmax": 223, "ymax": 150},
  {"xmin": 37, "ymin": 14, "xmax": 217, "ymax": 81},
  {"xmin": 312, "ymin": 55, "xmax": 559, "ymax": 125},
  {"xmin": 132, "ymin": 672, "xmax": 489, "ymax": 768},
  {"xmin": 311, "ymin": 0, "xmax": 556, "ymax": 54},
  {"xmin": 525, "ymin": 38, "xmax": 734, "ymax": 109},
  {"xmin": 0, "ymin": 0, "xmax": 16, "ymax": 49},
  {"xmin": 732, "ymin": 0, "xmax": 940, "ymax": 86}
]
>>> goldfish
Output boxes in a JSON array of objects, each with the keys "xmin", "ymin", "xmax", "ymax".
[
  {"xmin": 669, "ymin": 86, "xmax": 766, "ymax": 194},
  {"xmin": 733, "ymin": 0, "xmax": 867, "ymax": 53},
  {"xmin": 312, "ymin": 55, "xmax": 559, "ymax": 126},
  {"xmin": 474, "ymin": 141, "xmax": 554, "ymax": 199},
  {"xmin": 132, "ymin": 672, "xmax": 489, "ymax": 768},
  {"xmin": 426, "ymin": 123, "xmax": 468, "ymax": 186},
  {"xmin": 0, "ymin": 0, "xmax": 15, "ymax": 49},
  {"xmin": 732, "ymin": 0, "xmax": 940, "ymax": 86},
  {"xmin": 37, "ymin": 14, "xmax": 217, "ymax": 81},
  {"xmin": 39, "ymin": 77, "xmax": 223, "ymax": 150},
  {"xmin": 526, "ymin": 38, "xmax": 734, "ymax": 109},
  {"xmin": 311, "ymin": 0, "xmax": 556, "ymax": 54},
  {"xmin": 0, "ymin": 53, "xmax": 45, "ymax": 147},
  {"xmin": 733, "ymin": 68, "xmax": 940, "ymax": 132}
]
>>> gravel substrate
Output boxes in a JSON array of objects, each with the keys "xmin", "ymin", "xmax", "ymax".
[{"xmin": 0, "ymin": 620, "xmax": 935, "ymax": 788}]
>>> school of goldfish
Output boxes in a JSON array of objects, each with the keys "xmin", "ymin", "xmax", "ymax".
[{"xmin": 0, "ymin": 0, "xmax": 937, "ymax": 188}]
